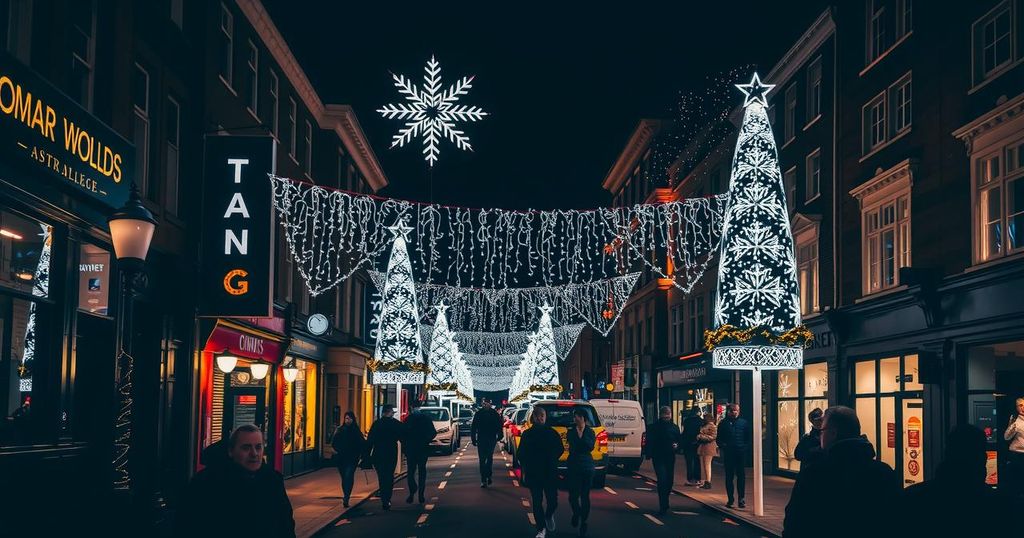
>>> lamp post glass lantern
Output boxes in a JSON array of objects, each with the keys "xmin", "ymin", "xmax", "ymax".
[{"xmin": 108, "ymin": 182, "xmax": 158, "ymax": 492}]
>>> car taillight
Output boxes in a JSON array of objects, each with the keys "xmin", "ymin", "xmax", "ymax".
[
  {"xmin": 641, "ymin": 432, "xmax": 647, "ymax": 448},
  {"xmin": 596, "ymin": 430, "xmax": 608, "ymax": 448},
  {"xmin": 511, "ymin": 425, "xmax": 520, "ymax": 436}
]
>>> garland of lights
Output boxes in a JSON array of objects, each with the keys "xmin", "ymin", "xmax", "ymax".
[
  {"xmin": 270, "ymin": 175, "xmax": 727, "ymax": 295},
  {"xmin": 704, "ymin": 324, "xmax": 813, "ymax": 351},
  {"xmin": 370, "ymin": 222, "xmax": 427, "ymax": 384},
  {"xmin": 112, "ymin": 350, "xmax": 133, "ymax": 490},
  {"xmin": 420, "ymin": 323, "xmax": 585, "ymax": 359},
  {"xmin": 370, "ymin": 271, "xmax": 637, "ymax": 335}
]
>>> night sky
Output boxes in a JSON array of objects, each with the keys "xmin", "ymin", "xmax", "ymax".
[{"xmin": 262, "ymin": 2, "xmax": 831, "ymax": 211}]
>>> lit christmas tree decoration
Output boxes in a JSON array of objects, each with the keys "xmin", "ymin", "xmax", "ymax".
[
  {"xmin": 369, "ymin": 220, "xmax": 427, "ymax": 385},
  {"xmin": 528, "ymin": 304, "xmax": 561, "ymax": 398},
  {"xmin": 378, "ymin": 55, "xmax": 488, "ymax": 167},
  {"xmin": 425, "ymin": 303, "xmax": 458, "ymax": 395}
]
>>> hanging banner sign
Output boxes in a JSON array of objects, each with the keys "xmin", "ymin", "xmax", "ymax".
[
  {"xmin": 0, "ymin": 50, "xmax": 133, "ymax": 208},
  {"xmin": 199, "ymin": 136, "xmax": 276, "ymax": 317}
]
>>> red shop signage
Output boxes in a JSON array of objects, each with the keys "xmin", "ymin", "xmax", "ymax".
[{"xmin": 204, "ymin": 323, "xmax": 284, "ymax": 364}]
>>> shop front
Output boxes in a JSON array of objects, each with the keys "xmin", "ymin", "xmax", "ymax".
[
  {"xmin": 964, "ymin": 340, "xmax": 1024, "ymax": 488},
  {"xmin": 282, "ymin": 333, "xmax": 326, "ymax": 477},
  {"xmin": 197, "ymin": 312, "xmax": 288, "ymax": 472},
  {"xmin": 772, "ymin": 321, "xmax": 834, "ymax": 475},
  {"xmin": 657, "ymin": 357, "xmax": 733, "ymax": 428}
]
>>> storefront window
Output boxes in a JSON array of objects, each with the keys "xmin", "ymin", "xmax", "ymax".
[
  {"xmin": 77, "ymin": 243, "xmax": 110, "ymax": 315},
  {"xmin": 283, "ymin": 358, "xmax": 318, "ymax": 454},
  {"xmin": 0, "ymin": 210, "xmax": 54, "ymax": 447},
  {"xmin": 966, "ymin": 341, "xmax": 1024, "ymax": 487},
  {"xmin": 853, "ymin": 354, "xmax": 924, "ymax": 488},
  {"xmin": 776, "ymin": 363, "xmax": 829, "ymax": 472}
]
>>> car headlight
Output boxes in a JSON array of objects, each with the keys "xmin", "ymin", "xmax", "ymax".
[{"xmin": 437, "ymin": 426, "xmax": 450, "ymax": 434}]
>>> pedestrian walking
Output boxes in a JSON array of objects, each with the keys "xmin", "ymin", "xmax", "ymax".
[
  {"xmin": 175, "ymin": 424, "xmax": 295, "ymax": 537},
  {"xmin": 566, "ymin": 408, "xmax": 596, "ymax": 536},
  {"xmin": 646, "ymin": 405, "xmax": 681, "ymax": 515},
  {"xmin": 902, "ymin": 424, "xmax": 1015, "ymax": 535},
  {"xmin": 471, "ymin": 398, "xmax": 503, "ymax": 487},
  {"xmin": 331, "ymin": 411, "xmax": 365, "ymax": 508},
  {"xmin": 517, "ymin": 406, "xmax": 564, "ymax": 538},
  {"xmin": 716, "ymin": 403, "xmax": 750, "ymax": 508},
  {"xmin": 696, "ymin": 413, "xmax": 717, "ymax": 491},
  {"xmin": 782, "ymin": 406, "xmax": 899, "ymax": 538},
  {"xmin": 363, "ymin": 404, "xmax": 404, "ymax": 510},
  {"xmin": 1003, "ymin": 396, "xmax": 1024, "ymax": 500},
  {"xmin": 403, "ymin": 399, "xmax": 437, "ymax": 504},
  {"xmin": 680, "ymin": 408, "xmax": 704, "ymax": 486},
  {"xmin": 793, "ymin": 407, "xmax": 824, "ymax": 468}
]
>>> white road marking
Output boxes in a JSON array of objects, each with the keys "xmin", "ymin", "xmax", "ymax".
[
  {"xmin": 521, "ymin": 500, "xmax": 530, "ymax": 508},
  {"xmin": 450, "ymin": 464, "xmax": 456, "ymax": 469},
  {"xmin": 444, "ymin": 471, "xmax": 452, "ymax": 477},
  {"xmin": 425, "ymin": 504, "xmax": 435, "ymax": 511},
  {"xmin": 643, "ymin": 514, "xmax": 664, "ymax": 526},
  {"xmin": 527, "ymin": 513, "xmax": 536, "ymax": 526},
  {"xmin": 672, "ymin": 511, "xmax": 699, "ymax": 516},
  {"xmin": 603, "ymin": 487, "xmax": 617, "ymax": 495},
  {"xmin": 508, "ymin": 471, "xmax": 515, "ymax": 477},
  {"xmin": 625, "ymin": 501, "xmax": 639, "ymax": 509},
  {"xmin": 416, "ymin": 513, "xmax": 428, "ymax": 525},
  {"xmin": 635, "ymin": 487, "xmax": 653, "ymax": 491},
  {"xmin": 512, "ymin": 479, "xmax": 520, "ymax": 487},
  {"xmin": 505, "ymin": 463, "xmax": 511, "ymax": 467},
  {"xmin": 438, "ymin": 481, "xmax": 447, "ymax": 489}
]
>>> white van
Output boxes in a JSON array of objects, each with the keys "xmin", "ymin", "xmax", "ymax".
[{"xmin": 589, "ymin": 399, "xmax": 645, "ymax": 472}]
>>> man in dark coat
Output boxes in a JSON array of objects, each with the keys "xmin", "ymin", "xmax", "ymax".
[
  {"xmin": 175, "ymin": 424, "xmax": 295, "ymax": 537},
  {"xmin": 647, "ymin": 405, "xmax": 681, "ymax": 515},
  {"xmin": 783, "ymin": 406, "xmax": 900, "ymax": 538},
  {"xmin": 793, "ymin": 407, "xmax": 824, "ymax": 468},
  {"xmin": 901, "ymin": 424, "xmax": 1015, "ymax": 535},
  {"xmin": 364, "ymin": 404, "xmax": 404, "ymax": 510},
  {"xmin": 517, "ymin": 406, "xmax": 564, "ymax": 537},
  {"xmin": 403, "ymin": 399, "xmax": 437, "ymax": 504},
  {"xmin": 716, "ymin": 403, "xmax": 751, "ymax": 508},
  {"xmin": 471, "ymin": 399, "xmax": 503, "ymax": 487},
  {"xmin": 680, "ymin": 408, "xmax": 704, "ymax": 486}
]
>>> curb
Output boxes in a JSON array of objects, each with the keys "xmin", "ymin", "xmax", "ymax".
[
  {"xmin": 633, "ymin": 470, "xmax": 782, "ymax": 537},
  {"xmin": 309, "ymin": 470, "xmax": 409, "ymax": 537}
]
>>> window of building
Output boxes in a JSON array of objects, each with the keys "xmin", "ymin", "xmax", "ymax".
[
  {"xmin": 806, "ymin": 149, "xmax": 821, "ymax": 201},
  {"xmin": 890, "ymin": 74, "xmax": 912, "ymax": 135},
  {"xmin": 862, "ymin": 73, "xmax": 912, "ymax": 156},
  {"xmin": 165, "ymin": 95, "xmax": 180, "ymax": 216},
  {"xmin": 688, "ymin": 295, "xmax": 704, "ymax": 350},
  {"xmin": 67, "ymin": 0, "xmax": 95, "ymax": 110},
  {"xmin": 245, "ymin": 40, "xmax": 258, "ymax": 116},
  {"xmin": 2, "ymin": 0, "xmax": 33, "ymax": 63},
  {"xmin": 267, "ymin": 70, "xmax": 279, "ymax": 139},
  {"xmin": 671, "ymin": 305, "xmax": 684, "ymax": 355},
  {"xmin": 282, "ymin": 358, "xmax": 318, "ymax": 454},
  {"xmin": 795, "ymin": 226, "xmax": 819, "ymax": 315},
  {"xmin": 806, "ymin": 56, "xmax": 822, "ymax": 123},
  {"xmin": 868, "ymin": 1, "xmax": 888, "ymax": 63},
  {"xmin": 973, "ymin": 1, "xmax": 1018, "ymax": 86},
  {"xmin": 287, "ymin": 97, "xmax": 297, "ymax": 158},
  {"xmin": 976, "ymin": 138, "xmax": 1024, "ymax": 261},
  {"xmin": 132, "ymin": 63, "xmax": 151, "ymax": 200},
  {"xmin": 897, "ymin": 0, "xmax": 912, "ymax": 38},
  {"xmin": 784, "ymin": 166, "xmax": 797, "ymax": 212},
  {"xmin": 853, "ymin": 354, "xmax": 924, "ymax": 487},
  {"xmin": 863, "ymin": 93, "xmax": 887, "ymax": 153},
  {"xmin": 785, "ymin": 83, "xmax": 797, "ymax": 143},
  {"xmin": 218, "ymin": 3, "xmax": 233, "ymax": 87},
  {"xmin": 77, "ymin": 243, "xmax": 110, "ymax": 315},
  {"xmin": 170, "ymin": 0, "xmax": 183, "ymax": 28},
  {"xmin": 304, "ymin": 120, "xmax": 312, "ymax": 176},
  {"xmin": 852, "ymin": 161, "xmax": 912, "ymax": 295},
  {"xmin": 776, "ymin": 362, "xmax": 828, "ymax": 472}
]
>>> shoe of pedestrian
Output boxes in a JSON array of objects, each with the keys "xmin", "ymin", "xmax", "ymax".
[
  {"xmin": 481, "ymin": 481, "xmax": 488, "ymax": 488},
  {"xmin": 535, "ymin": 529, "xmax": 547, "ymax": 538},
  {"xmin": 406, "ymin": 494, "xmax": 414, "ymax": 504},
  {"xmin": 579, "ymin": 522, "xmax": 588, "ymax": 537},
  {"xmin": 702, "ymin": 482, "xmax": 712, "ymax": 490},
  {"xmin": 487, "ymin": 477, "xmax": 493, "ymax": 485},
  {"xmin": 545, "ymin": 515, "xmax": 556, "ymax": 532},
  {"xmin": 726, "ymin": 500, "xmax": 734, "ymax": 508},
  {"xmin": 738, "ymin": 499, "xmax": 746, "ymax": 509},
  {"xmin": 571, "ymin": 513, "xmax": 579, "ymax": 527},
  {"xmin": 657, "ymin": 508, "xmax": 667, "ymax": 516},
  {"xmin": 419, "ymin": 495, "xmax": 426, "ymax": 504},
  {"xmin": 383, "ymin": 502, "xmax": 391, "ymax": 511},
  {"xmin": 343, "ymin": 497, "xmax": 350, "ymax": 508}
]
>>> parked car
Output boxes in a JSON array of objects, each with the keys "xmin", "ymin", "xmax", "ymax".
[
  {"xmin": 588, "ymin": 399, "xmax": 645, "ymax": 472},
  {"xmin": 456, "ymin": 407, "xmax": 474, "ymax": 437},
  {"xmin": 515, "ymin": 400, "xmax": 608, "ymax": 487},
  {"xmin": 419, "ymin": 406, "xmax": 458, "ymax": 455},
  {"xmin": 504, "ymin": 407, "xmax": 530, "ymax": 454}
]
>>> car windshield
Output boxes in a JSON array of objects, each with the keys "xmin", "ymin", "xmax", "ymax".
[
  {"xmin": 515, "ymin": 409, "xmax": 529, "ymax": 424},
  {"xmin": 459, "ymin": 409, "xmax": 473, "ymax": 419},
  {"xmin": 534, "ymin": 404, "xmax": 601, "ymax": 428},
  {"xmin": 420, "ymin": 408, "xmax": 450, "ymax": 421}
]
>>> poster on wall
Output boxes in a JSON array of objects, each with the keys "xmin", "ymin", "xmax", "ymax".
[{"xmin": 199, "ymin": 136, "xmax": 276, "ymax": 317}]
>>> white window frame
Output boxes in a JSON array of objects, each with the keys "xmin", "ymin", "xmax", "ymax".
[
  {"xmin": 165, "ymin": 95, "xmax": 180, "ymax": 216},
  {"xmin": 132, "ymin": 62, "xmax": 150, "ymax": 199},
  {"xmin": 784, "ymin": 165, "xmax": 798, "ymax": 213},
  {"xmin": 246, "ymin": 40, "xmax": 258, "ymax": 117},
  {"xmin": 971, "ymin": 1, "xmax": 1020, "ymax": 89},
  {"xmin": 806, "ymin": 149, "xmax": 822, "ymax": 202},
  {"xmin": 861, "ymin": 72, "xmax": 912, "ymax": 158},
  {"xmin": 850, "ymin": 160, "xmax": 913, "ymax": 296},
  {"xmin": 219, "ymin": 3, "xmax": 233, "ymax": 88},
  {"xmin": 863, "ymin": 91, "xmax": 887, "ymax": 154},
  {"xmin": 897, "ymin": 0, "xmax": 912, "ymax": 38},
  {"xmin": 795, "ymin": 223, "xmax": 820, "ymax": 316},
  {"xmin": 868, "ymin": 1, "xmax": 887, "ymax": 63},
  {"xmin": 288, "ymin": 97, "xmax": 297, "ymax": 159},
  {"xmin": 304, "ymin": 119, "xmax": 312, "ymax": 177},
  {"xmin": 974, "ymin": 135, "xmax": 1024, "ymax": 263},
  {"xmin": 268, "ymin": 70, "xmax": 279, "ymax": 139},
  {"xmin": 806, "ymin": 56, "xmax": 822, "ymax": 125},
  {"xmin": 784, "ymin": 83, "xmax": 797, "ymax": 143},
  {"xmin": 890, "ymin": 73, "xmax": 912, "ymax": 136}
]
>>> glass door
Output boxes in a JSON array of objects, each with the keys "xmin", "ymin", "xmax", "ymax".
[{"xmin": 902, "ymin": 398, "xmax": 924, "ymax": 487}]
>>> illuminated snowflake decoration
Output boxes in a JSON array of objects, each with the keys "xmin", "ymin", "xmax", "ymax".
[{"xmin": 378, "ymin": 55, "xmax": 488, "ymax": 167}]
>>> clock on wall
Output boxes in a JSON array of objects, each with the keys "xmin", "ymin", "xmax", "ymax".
[{"xmin": 307, "ymin": 313, "xmax": 329, "ymax": 336}]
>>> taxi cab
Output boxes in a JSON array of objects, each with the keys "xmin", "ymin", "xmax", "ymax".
[{"xmin": 514, "ymin": 399, "xmax": 608, "ymax": 487}]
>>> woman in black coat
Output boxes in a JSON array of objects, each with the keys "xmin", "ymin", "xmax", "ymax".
[
  {"xmin": 331, "ymin": 411, "xmax": 366, "ymax": 507},
  {"xmin": 566, "ymin": 408, "xmax": 597, "ymax": 537}
]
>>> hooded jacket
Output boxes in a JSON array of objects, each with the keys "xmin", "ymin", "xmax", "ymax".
[{"xmin": 783, "ymin": 436, "xmax": 899, "ymax": 538}]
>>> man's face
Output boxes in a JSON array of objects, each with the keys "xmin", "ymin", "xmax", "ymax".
[
  {"xmin": 660, "ymin": 411, "xmax": 671, "ymax": 421},
  {"xmin": 811, "ymin": 416, "xmax": 824, "ymax": 430},
  {"xmin": 820, "ymin": 416, "xmax": 837, "ymax": 450},
  {"xmin": 383, "ymin": 408, "xmax": 394, "ymax": 418},
  {"xmin": 230, "ymin": 430, "xmax": 264, "ymax": 472},
  {"xmin": 1017, "ymin": 400, "xmax": 1024, "ymax": 416},
  {"xmin": 728, "ymin": 405, "xmax": 740, "ymax": 419},
  {"xmin": 534, "ymin": 410, "xmax": 546, "ymax": 425}
]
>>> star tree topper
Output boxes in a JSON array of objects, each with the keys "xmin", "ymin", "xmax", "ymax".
[
  {"xmin": 735, "ymin": 72, "xmax": 775, "ymax": 108},
  {"xmin": 378, "ymin": 55, "xmax": 489, "ymax": 167}
]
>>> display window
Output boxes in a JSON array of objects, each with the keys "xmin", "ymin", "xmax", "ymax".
[
  {"xmin": 775, "ymin": 361, "xmax": 828, "ymax": 472},
  {"xmin": 853, "ymin": 354, "xmax": 924, "ymax": 487},
  {"xmin": 283, "ymin": 358, "xmax": 318, "ymax": 454},
  {"xmin": 965, "ymin": 341, "xmax": 1024, "ymax": 487}
]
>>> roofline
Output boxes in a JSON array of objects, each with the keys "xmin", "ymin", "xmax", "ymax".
[
  {"xmin": 602, "ymin": 119, "xmax": 666, "ymax": 194},
  {"xmin": 321, "ymin": 105, "xmax": 388, "ymax": 192},
  {"xmin": 765, "ymin": 7, "xmax": 836, "ymax": 89}
]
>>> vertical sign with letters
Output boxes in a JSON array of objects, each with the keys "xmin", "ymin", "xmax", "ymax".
[{"xmin": 199, "ymin": 136, "xmax": 275, "ymax": 317}]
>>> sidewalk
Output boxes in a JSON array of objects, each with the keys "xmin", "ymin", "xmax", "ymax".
[
  {"xmin": 286, "ymin": 465, "xmax": 404, "ymax": 538},
  {"xmin": 638, "ymin": 455, "xmax": 793, "ymax": 537}
]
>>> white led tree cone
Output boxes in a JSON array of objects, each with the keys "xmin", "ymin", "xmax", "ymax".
[{"xmin": 370, "ymin": 220, "xmax": 426, "ymax": 385}]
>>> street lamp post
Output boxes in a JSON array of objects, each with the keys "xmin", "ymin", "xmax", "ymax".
[{"xmin": 108, "ymin": 183, "xmax": 157, "ymax": 492}]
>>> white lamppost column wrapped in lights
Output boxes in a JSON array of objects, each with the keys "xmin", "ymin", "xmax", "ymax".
[{"xmin": 708, "ymin": 74, "xmax": 811, "ymax": 517}]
